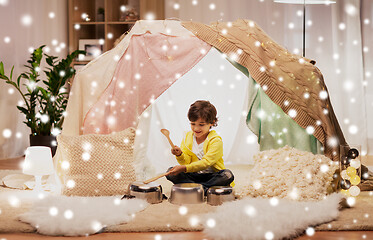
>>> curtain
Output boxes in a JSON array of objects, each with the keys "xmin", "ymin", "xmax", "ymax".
[
  {"xmin": 361, "ymin": 0, "xmax": 373, "ymax": 154},
  {"xmin": 165, "ymin": 0, "xmax": 371, "ymax": 155},
  {"xmin": 0, "ymin": 0, "xmax": 68, "ymax": 159}
]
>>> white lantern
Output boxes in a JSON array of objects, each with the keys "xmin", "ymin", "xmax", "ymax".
[{"xmin": 23, "ymin": 146, "xmax": 54, "ymax": 191}]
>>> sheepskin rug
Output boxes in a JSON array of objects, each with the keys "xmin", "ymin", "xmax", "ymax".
[
  {"xmin": 235, "ymin": 146, "xmax": 339, "ymax": 201},
  {"xmin": 203, "ymin": 193, "xmax": 342, "ymax": 240},
  {"xmin": 18, "ymin": 195, "xmax": 148, "ymax": 236}
]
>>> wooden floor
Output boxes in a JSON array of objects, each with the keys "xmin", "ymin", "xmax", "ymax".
[
  {"xmin": 1, "ymin": 156, "xmax": 372, "ymax": 240},
  {"xmin": 0, "ymin": 232, "xmax": 370, "ymax": 240}
]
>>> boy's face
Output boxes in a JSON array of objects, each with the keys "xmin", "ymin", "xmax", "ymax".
[{"xmin": 190, "ymin": 118, "xmax": 213, "ymax": 141}]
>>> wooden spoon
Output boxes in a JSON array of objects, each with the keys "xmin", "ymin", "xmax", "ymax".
[
  {"xmin": 143, "ymin": 172, "xmax": 169, "ymax": 184},
  {"xmin": 160, "ymin": 128, "xmax": 175, "ymax": 148}
]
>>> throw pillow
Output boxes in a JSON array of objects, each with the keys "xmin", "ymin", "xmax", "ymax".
[{"xmin": 57, "ymin": 128, "xmax": 136, "ymax": 196}]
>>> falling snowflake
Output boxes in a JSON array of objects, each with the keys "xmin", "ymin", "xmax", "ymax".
[
  {"xmin": 306, "ymin": 227, "xmax": 315, "ymax": 236},
  {"xmin": 188, "ymin": 216, "xmax": 199, "ymax": 227},
  {"xmin": 2, "ymin": 129, "xmax": 12, "ymax": 138},
  {"xmin": 66, "ymin": 180, "xmax": 76, "ymax": 189},
  {"xmin": 49, "ymin": 207, "xmax": 58, "ymax": 216},
  {"xmin": 348, "ymin": 125, "xmax": 358, "ymax": 134},
  {"xmin": 179, "ymin": 206, "xmax": 188, "ymax": 215},
  {"xmin": 244, "ymin": 205, "xmax": 257, "ymax": 217},
  {"xmin": 21, "ymin": 15, "xmax": 32, "ymax": 26},
  {"xmin": 320, "ymin": 164, "xmax": 329, "ymax": 173},
  {"xmin": 0, "ymin": 0, "xmax": 9, "ymax": 6},
  {"xmin": 82, "ymin": 152, "xmax": 91, "ymax": 161},
  {"xmin": 173, "ymin": 3, "xmax": 180, "ymax": 10},
  {"xmin": 345, "ymin": 4, "xmax": 357, "ymax": 16},
  {"xmin": 61, "ymin": 161, "xmax": 70, "ymax": 170},
  {"xmin": 246, "ymin": 135, "xmax": 256, "ymax": 144},
  {"xmin": 289, "ymin": 187, "xmax": 299, "ymax": 200},
  {"xmin": 288, "ymin": 109, "xmax": 297, "ymax": 118},
  {"xmin": 265, "ymin": 231, "xmax": 274, "ymax": 240},
  {"xmin": 8, "ymin": 196, "xmax": 20, "ymax": 207},
  {"xmin": 306, "ymin": 126, "xmax": 315, "ymax": 134},
  {"xmin": 91, "ymin": 221, "xmax": 103, "ymax": 232},
  {"xmin": 64, "ymin": 209, "xmax": 74, "ymax": 219},
  {"xmin": 339, "ymin": 23, "xmax": 346, "ymax": 30},
  {"xmin": 269, "ymin": 197, "xmax": 279, "ymax": 206},
  {"xmin": 4, "ymin": 36, "xmax": 11, "ymax": 43},
  {"xmin": 346, "ymin": 197, "xmax": 356, "ymax": 207},
  {"xmin": 206, "ymin": 218, "xmax": 216, "ymax": 228}
]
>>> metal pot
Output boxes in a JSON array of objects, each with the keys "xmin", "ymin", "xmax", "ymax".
[
  {"xmin": 206, "ymin": 186, "xmax": 235, "ymax": 206},
  {"xmin": 128, "ymin": 181, "xmax": 163, "ymax": 204},
  {"xmin": 169, "ymin": 183, "xmax": 204, "ymax": 205}
]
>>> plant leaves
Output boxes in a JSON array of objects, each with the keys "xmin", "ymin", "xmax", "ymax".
[
  {"xmin": 0, "ymin": 62, "xmax": 4, "ymax": 75},
  {"xmin": 5, "ymin": 45, "xmax": 83, "ymax": 135},
  {"xmin": 10, "ymin": 66, "xmax": 14, "ymax": 80},
  {"xmin": 46, "ymin": 56, "xmax": 54, "ymax": 67},
  {"xmin": 17, "ymin": 75, "xmax": 22, "ymax": 87},
  {"xmin": 17, "ymin": 106, "xmax": 28, "ymax": 115}
]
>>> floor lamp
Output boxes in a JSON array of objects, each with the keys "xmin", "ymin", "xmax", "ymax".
[{"xmin": 274, "ymin": 0, "xmax": 336, "ymax": 57}]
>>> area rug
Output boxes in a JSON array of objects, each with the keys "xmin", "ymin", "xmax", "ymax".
[
  {"xmin": 202, "ymin": 194, "xmax": 341, "ymax": 240},
  {"xmin": 316, "ymin": 191, "xmax": 373, "ymax": 231},
  {"xmin": 19, "ymin": 196, "xmax": 148, "ymax": 236},
  {"xmin": 1, "ymin": 168, "xmax": 373, "ymax": 237},
  {"xmin": 1, "ymin": 187, "xmax": 373, "ymax": 235}
]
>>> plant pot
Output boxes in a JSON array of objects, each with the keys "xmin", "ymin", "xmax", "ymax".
[
  {"xmin": 97, "ymin": 13, "xmax": 104, "ymax": 22},
  {"xmin": 29, "ymin": 135, "xmax": 57, "ymax": 156}
]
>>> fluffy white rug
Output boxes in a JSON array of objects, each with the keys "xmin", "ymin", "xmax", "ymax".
[
  {"xmin": 202, "ymin": 193, "xmax": 342, "ymax": 240},
  {"xmin": 19, "ymin": 195, "xmax": 148, "ymax": 236}
]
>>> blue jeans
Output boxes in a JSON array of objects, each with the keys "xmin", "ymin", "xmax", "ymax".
[{"xmin": 166, "ymin": 167, "xmax": 234, "ymax": 194}]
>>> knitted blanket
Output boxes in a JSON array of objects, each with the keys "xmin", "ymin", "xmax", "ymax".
[{"xmin": 182, "ymin": 19, "xmax": 346, "ymax": 162}]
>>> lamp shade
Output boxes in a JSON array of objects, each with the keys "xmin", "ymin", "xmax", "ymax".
[
  {"xmin": 274, "ymin": 0, "xmax": 336, "ymax": 4},
  {"xmin": 23, "ymin": 146, "xmax": 54, "ymax": 176}
]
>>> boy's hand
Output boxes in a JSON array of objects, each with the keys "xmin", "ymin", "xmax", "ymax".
[
  {"xmin": 171, "ymin": 146, "xmax": 182, "ymax": 156},
  {"xmin": 166, "ymin": 165, "xmax": 187, "ymax": 176}
]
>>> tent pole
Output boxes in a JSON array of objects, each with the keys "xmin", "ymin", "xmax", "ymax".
[{"xmin": 303, "ymin": 0, "xmax": 306, "ymax": 57}]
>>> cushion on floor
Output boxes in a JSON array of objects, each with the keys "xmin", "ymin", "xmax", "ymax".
[
  {"xmin": 236, "ymin": 146, "xmax": 339, "ymax": 201},
  {"xmin": 57, "ymin": 127, "xmax": 136, "ymax": 196}
]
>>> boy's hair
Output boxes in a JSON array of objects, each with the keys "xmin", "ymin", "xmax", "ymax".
[{"xmin": 188, "ymin": 100, "xmax": 218, "ymax": 127}]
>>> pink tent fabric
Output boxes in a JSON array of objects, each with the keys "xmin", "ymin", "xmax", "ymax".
[{"xmin": 83, "ymin": 33, "xmax": 211, "ymax": 134}]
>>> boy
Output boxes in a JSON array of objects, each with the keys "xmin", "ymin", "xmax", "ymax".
[{"xmin": 166, "ymin": 100, "xmax": 234, "ymax": 193}]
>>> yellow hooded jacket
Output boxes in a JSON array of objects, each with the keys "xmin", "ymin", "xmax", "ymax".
[{"xmin": 176, "ymin": 130, "xmax": 234, "ymax": 186}]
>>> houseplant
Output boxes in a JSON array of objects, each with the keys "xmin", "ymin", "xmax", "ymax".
[
  {"xmin": 0, "ymin": 45, "xmax": 84, "ymax": 155},
  {"xmin": 97, "ymin": 7, "xmax": 105, "ymax": 22}
]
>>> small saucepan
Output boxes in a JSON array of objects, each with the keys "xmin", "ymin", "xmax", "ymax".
[
  {"xmin": 123, "ymin": 172, "xmax": 169, "ymax": 204},
  {"xmin": 169, "ymin": 183, "xmax": 204, "ymax": 204},
  {"xmin": 206, "ymin": 186, "xmax": 235, "ymax": 206},
  {"xmin": 125, "ymin": 181, "xmax": 163, "ymax": 204}
]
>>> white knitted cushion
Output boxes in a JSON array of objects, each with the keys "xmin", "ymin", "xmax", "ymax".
[
  {"xmin": 236, "ymin": 146, "xmax": 338, "ymax": 201},
  {"xmin": 57, "ymin": 128, "xmax": 136, "ymax": 196}
]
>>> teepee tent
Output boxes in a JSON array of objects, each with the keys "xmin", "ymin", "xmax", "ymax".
[{"xmin": 59, "ymin": 19, "xmax": 345, "ymax": 179}]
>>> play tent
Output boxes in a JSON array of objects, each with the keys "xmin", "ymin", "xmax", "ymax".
[{"xmin": 60, "ymin": 19, "xmax": 346, "ymax": 179}]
